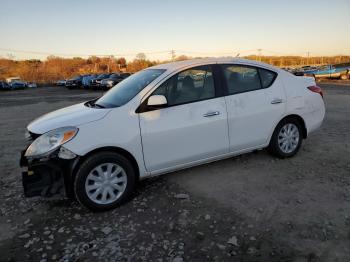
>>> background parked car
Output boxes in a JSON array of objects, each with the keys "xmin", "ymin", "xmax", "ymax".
[
  {"xmin": 27, "ymin": 82, "xmax": 37, "ymax": 88},
  {"xmin": 0, "ymin": 81, "xmax": 11, "ymax": 90},
  {"xmin": 10, "ymin": 80, "xmax": 27, "ymax": 89},
  {"xmin": 304, "ymin": 64, "xmax": 349, "ymax": 80},
  {"xmin": 293, "ymin": 66, "xmax": 317, "ymax": 76},
  {"xmin": 65, "ymin": 75, "xmax": 83, "ymax": 89},
  {"xmin": 56, "ymin": 79, "xmax": 67, "ymax": 86},
  {"xmin": 82, "ymin": 74, "xmax": 97, "ymax": 89},
  {"xmin": 90, "ymin": 73, "xmax": 112, "ymax": 89},
  {"xmin": 301, "ymin": 66, "xmax": 318, "ymax": 72},
  {"xmin": 120, "ymin": 72, "xmax": 131, "ymax": 79},
  {"xmin": 100, "ymin": 73, "xmax": 131, "ymax": 89}
]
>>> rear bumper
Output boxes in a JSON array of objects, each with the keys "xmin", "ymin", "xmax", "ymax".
[{"xmin": 20, "ymin": 148, "xmax": 78, "ymax": 199}]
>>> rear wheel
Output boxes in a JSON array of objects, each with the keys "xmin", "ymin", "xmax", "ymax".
[
  {"xmin": 268, "ymin": 118, "xmax": 303, "ymax": 158},
  {"xmin": 74, "ymin": 152, "xmax": 136, "ymax": 212},
  {"xmin": 340, "ymin": 74, "xmax": 349, "ymax": 80}
]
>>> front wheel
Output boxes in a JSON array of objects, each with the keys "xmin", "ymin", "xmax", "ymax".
[
  {"xmin": 74, "ymin": 152, "xmax": 136, "ymax": 212},
  {"xmin": 268, "ymin": 118, "xmax": 303, "ymax": 158}
]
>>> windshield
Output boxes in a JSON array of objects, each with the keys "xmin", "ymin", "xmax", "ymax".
[
  {"xmin": 97, "ymin": 74, "xmax": 109, "ymax": 79},
  {"xmin": 96, "ymin": 69, "xmax": 165, "ymax": 108},
  {"xmin": 318, "ymin": 66, "xmax": 328, "ymax": 71}
]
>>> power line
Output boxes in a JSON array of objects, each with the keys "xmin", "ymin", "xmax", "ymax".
[
  {"xmin": 0, "ymin": 48, "xmax": 246, "ymax": 59},
  {"xmin": 0, "ymin": 48, "xmax": 170, "ymax": 58},
  {"xmin": 1, "ymin": 47, "xmax": 348, "ymax": 60},
  {"xmin": 176, "ymin": 50, "xmax": 234, "ymax": 55}
]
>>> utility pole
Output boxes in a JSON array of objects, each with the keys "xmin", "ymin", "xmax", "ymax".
[
  {"xmin": 307, "ymin": 51, "xmax": 310, "ymax": 65},
  {"xmin": 257, "ymin": 49, "xmax": 262, "ymax": 62},
  {"xmin": 170, "ymin": 50, "xmax": 176, "ymax": 61},
  {"xmin": 108, "ymin": 55, "xmax": 113, "ymax": 73}
]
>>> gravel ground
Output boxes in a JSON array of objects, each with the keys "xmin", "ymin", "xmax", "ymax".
[{"xmin": 0, "ymin": 84, "xmax": 349, "ymax": 262}]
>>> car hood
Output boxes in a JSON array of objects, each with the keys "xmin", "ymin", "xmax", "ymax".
[{"xmin": 27, "ymin": 102, "xmax": 111, "ymax": 134}]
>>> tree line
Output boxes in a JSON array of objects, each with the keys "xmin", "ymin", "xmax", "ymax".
[
  {"xmin": 0, "ymin": 54, "xmax": 349, "ymax": 84},
  {"xmin": 0, "ymin": 54, "xmax": 158, "ymax": 83},
  {"xmin": 246, "ymin": 55, "xmax": 350, "ymax": 68}
]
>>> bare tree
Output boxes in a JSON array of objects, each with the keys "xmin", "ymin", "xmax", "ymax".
[{"xmin": 135, "ymin": 53, "xmax": 146, "ymax": 61}]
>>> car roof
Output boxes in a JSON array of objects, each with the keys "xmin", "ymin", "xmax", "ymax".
[{"xmin": 149, "ymin": 57, "xmax": 277, "ymax": 72}]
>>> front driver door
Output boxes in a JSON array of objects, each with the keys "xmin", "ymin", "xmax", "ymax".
[{"xmin": 138, "ymin": 65, "xmax": 229, "ymax": 172}]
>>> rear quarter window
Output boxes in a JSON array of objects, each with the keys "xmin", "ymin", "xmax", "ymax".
[{"xmin": 258, "ymin": 68, "xmax": 277, "ymax": 88}]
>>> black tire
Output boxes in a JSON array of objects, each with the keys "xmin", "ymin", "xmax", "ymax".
[
  {"xmin": 340, "ymin": 74, "xmax": 349, "ymax": 80},
  {"xmin": 74, "ymin": 151, "xmax": 136, "ymax": 212},
  {"xmin": 268, "ymin": 118, "xmax": 303, "ymax": 158}
]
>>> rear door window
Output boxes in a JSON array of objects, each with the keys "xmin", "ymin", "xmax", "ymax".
[
  {"xmin": 221, "ymin": 65, "xmax": 261, "ymax": 95},
  {"xmin": 221, "ymin": 65, "xmax": 277, "ymax": 95}
]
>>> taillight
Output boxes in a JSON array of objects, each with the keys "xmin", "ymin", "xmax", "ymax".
[{"xmin": 307, "ymin": 85, "xmax": 323, "ymax": 98}]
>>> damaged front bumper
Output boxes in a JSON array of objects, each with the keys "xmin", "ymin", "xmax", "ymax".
[{"xmin": 20, "ymin": 147, "xmax": 78, "ymax": 199}]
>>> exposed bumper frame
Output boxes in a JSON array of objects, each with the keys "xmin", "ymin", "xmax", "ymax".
[{"xmin": 20, "ymin": 148, "xmax": 78, "ymax": 199}]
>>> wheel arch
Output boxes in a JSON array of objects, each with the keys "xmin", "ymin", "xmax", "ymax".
[
  {"xmin": 69, "ymin": 146, "xmax": 140, "ymax": 196},
  {"xmin": 271, "ymin": 114, "xmax": 308, "ymax": 142}
]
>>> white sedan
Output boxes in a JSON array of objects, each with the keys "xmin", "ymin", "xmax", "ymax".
[{"xmin": 21, "ymin": 58, "xmax": 325, "ymax": 211}]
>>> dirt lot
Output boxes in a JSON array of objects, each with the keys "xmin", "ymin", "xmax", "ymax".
[{"xmin": 0, "ymin": 84, "xmax": 349, "ymax": 262}]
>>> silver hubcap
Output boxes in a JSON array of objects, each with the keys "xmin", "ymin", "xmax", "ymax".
[
  {"xmin": 85, "ymin": 163, "xmax": 127, "ymax": 205},
  {"xmin": 278, "ymin": 123, "xmax": 300, "ymax": 154}
]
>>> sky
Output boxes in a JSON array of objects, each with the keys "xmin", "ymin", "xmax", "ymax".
[{"xmin": 0, "ymin": 0, "xmax": 349, "ymax": 61}]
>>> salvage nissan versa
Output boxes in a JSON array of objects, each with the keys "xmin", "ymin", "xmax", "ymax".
[{"xmin": 20, "ymin": 58, "xmax": 325, "ymax": 211}]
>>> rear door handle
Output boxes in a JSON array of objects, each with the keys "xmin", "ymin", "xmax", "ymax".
[
  {"xmin": 203, "ymin": 111, "xmax": 220, "ymax": 117},
  {"xmin": 271, "ymin": 98, "xmax": 283, "ymax": 104}
]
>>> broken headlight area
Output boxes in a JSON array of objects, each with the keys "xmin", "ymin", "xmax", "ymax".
[{"xmin": 24, "ymin": 127, "xmax": 78, "ymax": 158}]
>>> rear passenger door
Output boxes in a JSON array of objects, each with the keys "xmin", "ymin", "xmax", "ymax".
[{"xmin": 220, "ymin": 64, "xmax": 285, "ymax": 152}]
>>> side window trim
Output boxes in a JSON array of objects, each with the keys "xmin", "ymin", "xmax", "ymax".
[
  {"xmin": 257, "ymin": 68, "xmax": 264, "ymax": 89},
  {"xmin": 136, "ymin": 64, "xmax": 221, "ymax": 113},
  {"xmin": 218, "ymin": 64, "xmax": 278, "ymax": 96},
  {"xmin": 258, "ymin": 67, "xmax": 278, "ymax": 88},
  {"xmin": 212, "ymin": 64, "xmax": 225, "ymax": 98}
]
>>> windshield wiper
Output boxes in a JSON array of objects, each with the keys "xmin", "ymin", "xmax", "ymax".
[{"xmin": 94, "ymin": 103, "xmax": 105, "ymax": 108}]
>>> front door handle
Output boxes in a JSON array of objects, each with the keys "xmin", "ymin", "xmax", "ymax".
[
  {"xmin": 203, "ymin": 111, "xmax": 220, "ymax": 117},
  {"xmin": 271, "ymin": 98, "xmax": 283, "ymax": 104}
]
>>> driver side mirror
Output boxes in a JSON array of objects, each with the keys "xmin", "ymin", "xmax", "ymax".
[{"xmin": 147, "ymin": 95, "xmax": 167, "ymax": 107}]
